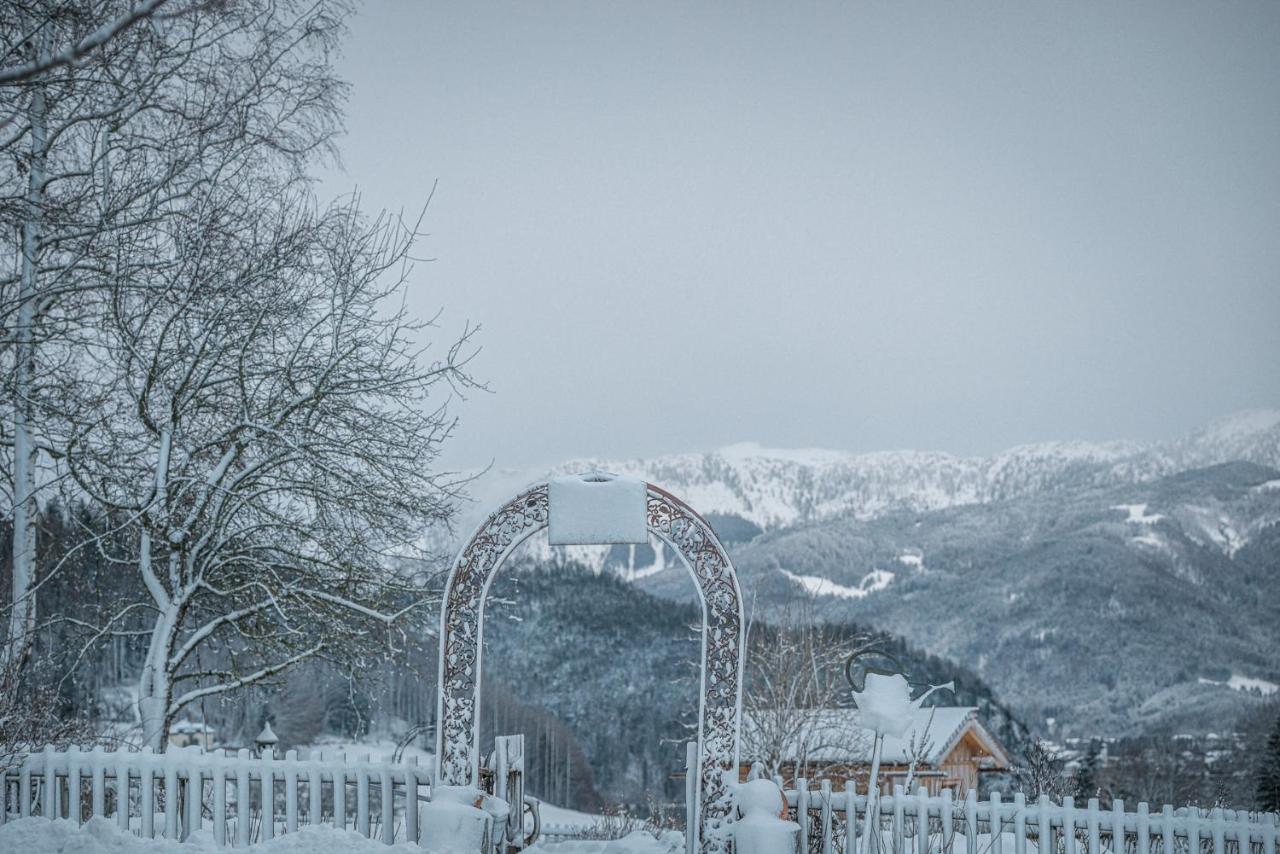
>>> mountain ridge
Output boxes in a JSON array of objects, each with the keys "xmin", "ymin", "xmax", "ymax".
[{"xmin": 463, "ymin": 409, "xmax": 1280, "ymax": 533}]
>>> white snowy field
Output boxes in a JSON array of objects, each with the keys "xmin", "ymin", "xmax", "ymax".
[{"xmin": 0, "ymin": 817, "xmax": 681, "ymax": 854}]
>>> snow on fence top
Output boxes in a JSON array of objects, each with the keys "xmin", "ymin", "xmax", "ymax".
[
  {"xmin": 2, "ymin": 744, "xmax": 435, "ymax": 847},
  {"xmin": 775, "ymin": 777, "xmax": 1279, "ymax": 854}
]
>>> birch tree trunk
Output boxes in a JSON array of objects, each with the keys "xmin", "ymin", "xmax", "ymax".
[{"xmin": 4, "ymin": 26, "xmax": 50, "ymax": 671}]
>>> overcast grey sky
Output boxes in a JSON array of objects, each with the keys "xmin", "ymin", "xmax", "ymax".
[{"xmin": 322, "ymin": 2, "xmax": 1280, "ymax": 471}]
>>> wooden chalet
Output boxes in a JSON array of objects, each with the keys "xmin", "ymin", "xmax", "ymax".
[{"xmin": 741, "ymin": 706, "xmax": 1011, "ymax": 795}]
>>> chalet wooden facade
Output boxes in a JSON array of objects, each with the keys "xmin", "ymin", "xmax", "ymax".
[{"xmin": 741, "ymin": 706, "xmax": 1011, "ymax": 795}]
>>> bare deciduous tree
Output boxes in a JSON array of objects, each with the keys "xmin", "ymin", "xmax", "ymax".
[
  {"xmin": 742, "ymin": 599, "xmax": 880, "ymax": 779},
  {"xmin": 61, "ymin": 174, "xmax": 475, "ymax": 747},
  {"xmin": 1, "ymin": 0, "xmax": 348, "ymax": 672}
]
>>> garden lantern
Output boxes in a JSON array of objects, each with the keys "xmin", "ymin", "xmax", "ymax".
[{"xmin": 255, "ymin": 721, "xmax": 279, "ymax": 756}]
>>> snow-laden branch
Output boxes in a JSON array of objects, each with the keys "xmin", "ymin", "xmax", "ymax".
[
  {"xmin": 0, "ymin": 0, "xmax": 176, "ymax": 85},
  {"xmin": 168, "ymin": 641, "xmax": 325, "ymax": 714}
]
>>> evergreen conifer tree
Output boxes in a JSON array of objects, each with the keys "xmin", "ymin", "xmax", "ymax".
[{"xmin": 1257, "ymin": 713, "xmax": 1280, "ymax": 811}]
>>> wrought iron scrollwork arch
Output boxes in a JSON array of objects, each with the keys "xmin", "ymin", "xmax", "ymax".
[{"xmin": 435, "ymin": 481, "xmax": 745, "ymax": 853}]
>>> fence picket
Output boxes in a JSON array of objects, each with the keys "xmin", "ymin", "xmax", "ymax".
[
  {"xmin": 236, "ymin": 749, "xmax": 251, "ymax": 847},
  {"xmin": 820, "ymin": 779, "xmax": 833, "ymax": 854},
  {"xmin": 798, "ymin": 778, "xmax": 811, "ymax": 846},
  {"xmin": 186, "ymin": 752, "xmax": 202, "ymax": 838},
  {"xmin": 140, "ymin": 752, "xmax": 154, "ymax": 838},
  {"xmin": 285, "ymin": 750, "xmax": 298, "ymax": 834},
  {"xmin": 993, "ymin": 789, "xmax": 1005, "ymax": 854},
  {"xmin": 1037, "ymin": 795, "xmax": 1052, "ymax": 854},
  {"xmin": 1137, "ymin": 803, "xmax": 1149, "ymax": 854},
  {"xmin": 1212, "ymin": 809, "xmax": 1226, "ymax": 854},
  {"xmin": 916, "ymin": 786, "xmax": 929, "ymax": 854},
  {"xmin": 844, "ymin": 781, "xmax": 857, "ymax": 854},
  {"xmin": 380, "ymin": 759, "xmax": 394, "ymax": 845},
  {"xmin": 1014, "ymin": 792, "xmax": 1027, "ymax": 854},
  {"xmin": 308, "ymin": 760, "xmax": 322, "ymax": 827},
  {"xmin": 67, "ymin": 747, "xmax": 82, "ymax": 825},
  {"xmin": 966, "ymin": 789, "xmax": 979, "ymax": 854},
  {"xmin": 404, "ymin": 756, "xmax": 418, "ymax": 845},
  {"xmin": 1113, "ymin": 799, "xmax": 1126, "ymax": 854},
  {"xmin": 1234, "ymin": 818, "xmax": 1250, "ymax": 854},
  {"xmin": 261, "ymin": 748, "xmax": 275, "ymax": 841},
  {"xmin": 19, "ymin": 754, "xmax": 32, "ymax": 818},
  {"xmin": 1064, "ymin": 796, "xmax": 1078, "ymax": 854},
  {"xmin": 1087, "ymin": 798, "xmax": 1100, "ymax": 854},
  {"xmin": 164, "ymin": 761, "xmax": 178, "ymax": 839},
  {"xmin": 356, "ymin": 754, "xmax": 370, "ymax": 837},
  {"xmin": 213, "ymin": 760, "xmax": 226, "ymax": 847},
  {"xmin": 43, "ymin": 745, "xmax": 56, "ymax": 819},
  {"xmin": 1264, "ymin": 814, "xmax": 1277, "ymax": 854},
  {"xmin": 333, "ymin": 753, "xmax": 347, "ymax": 831},
  {"xmin": 90, "ymin": 748, "xmax": 104, "ymax": 819},
  {"xmin": 115, "ymin": 754, "xmax": 128, "ymax": 832},
  {"xmin": 941, "ymin": 789, "xmax": 954, "ymax": 854},
  {"xmin": 1161, "ymin": 805, "xmax": 1174, "ymax": 854},
  {"xmin": 893, "ymin": 785, "xmax": 905, "ymax": 854}
]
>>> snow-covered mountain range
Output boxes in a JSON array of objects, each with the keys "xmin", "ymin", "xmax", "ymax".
[
  {"xmin": 461, "ymin": 409, "xmax": 1280, "ymax": 738},
  {"xmin": 465, "ymin": 409, "xmax": 1280, "ymax": 532}
]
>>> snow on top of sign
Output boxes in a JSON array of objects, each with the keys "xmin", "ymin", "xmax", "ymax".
[{"xmin": 548, "ymin": 472, "xmax": 648, "ymax": 546}]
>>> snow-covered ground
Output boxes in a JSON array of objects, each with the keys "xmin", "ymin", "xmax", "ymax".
[
  {"xmin": 0, "ymin": 818, "xmax": 424, "ymax": 854},
  {"xmin": 1198, "ymin": 673, "xmax": 1279, "ymax": 695},
  {"xmin": 779, "ymin": 567, "xmax": 895, "ymax": 599},
  {"xmin": 0, "ymin": 817, "xmax": 680, "ymax": 854}
]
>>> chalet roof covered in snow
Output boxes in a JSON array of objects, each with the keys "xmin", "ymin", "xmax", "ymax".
[{"xmin": 745, "ymin": 706, "xmax": 1010, "ymax": 768}]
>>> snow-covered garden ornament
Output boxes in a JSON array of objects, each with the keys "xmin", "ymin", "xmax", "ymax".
[
  {"xmin": 845, "ymin": 651, "xmax": 953, "ymax": 853},
  {"xmin": 730, "ymin": 778, "xmax": 799, "ymax": 854},
  {"xmin": 436, "ymin": 473, "xmax": 745, "ymax": 854}
]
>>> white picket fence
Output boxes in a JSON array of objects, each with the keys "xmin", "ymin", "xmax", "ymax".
[
  {"xmin": 1, "ymin": 743, "xmax": 432, "ymax": 845},
  {"xmin": 778, "ymin": 778, "xmax": 1279, "ymax": 854}
]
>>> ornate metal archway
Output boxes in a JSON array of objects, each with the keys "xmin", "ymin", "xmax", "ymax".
[{"xmin": 434, "ymin": 478, "xmax": 744, "ymax": 852}]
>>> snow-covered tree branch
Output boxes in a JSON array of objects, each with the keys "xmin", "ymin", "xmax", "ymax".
[{"xmin": 64, "ymin": 184, "xmax": 474, "ymax": 747}]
